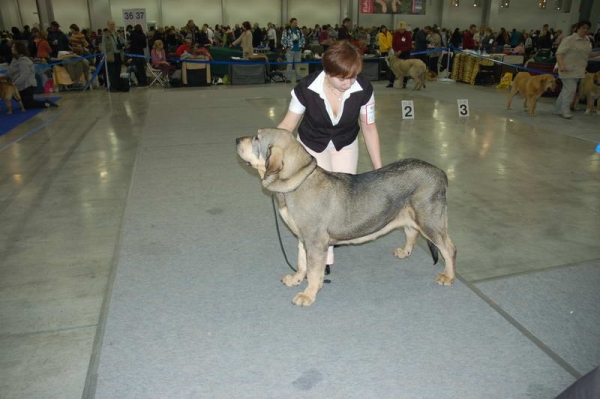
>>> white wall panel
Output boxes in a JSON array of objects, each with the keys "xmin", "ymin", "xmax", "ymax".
[
  {"xmin": 19, "ymin": 0, "xmax": 40, "ymax": 28},
  {"xmin": 2, "ymin": 0, "xmax": 593, "ymax": 35},
  {"xmin": 288, "ymin": 0, "xmax": 339, "ymax": 29},
  {"xmin": 162, "ymin": 0, "xmax": 222, "ymax": 28},
  {"xmin": 442, "ymin": 3, "xmax": 484, "ymax": 31},
  {"xmin": 487, "ymin": 0, "xmax": 580, "ymax": 33},
  {"xmin": 222, "ymin": 0, "xmax": 280, "ymax": 28},
  {"xmin": 52, "ymin": 0, "xmax": 89, "ymax": 28}
]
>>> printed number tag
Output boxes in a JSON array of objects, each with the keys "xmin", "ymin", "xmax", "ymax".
[
  {"xmin": 366, "ymin": 103, "xmax": 375, "ymax": 125},
  {"xmin": 457, "ymin": 99, "xmax": 469, "ymax": 117},
  {"xmin": 401, "ymin": 100, "xmax": 415, "ymax": 119}
]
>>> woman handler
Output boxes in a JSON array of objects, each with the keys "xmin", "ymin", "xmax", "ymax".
[{"xmin": 277, "ymin": 41, "xmax": 382, "ymax": 275}]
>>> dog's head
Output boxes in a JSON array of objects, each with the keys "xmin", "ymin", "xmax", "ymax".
[
  {"xmin": 236, "ymin": 128, "xmax": 317, "ymax": 192},
  {"xmin": 385, "ymin": 51, "xmax": 398, "ymax": 68},
  {"xmin": 539, "ymin": 74, "xmax": 556, "ymax": 92}
]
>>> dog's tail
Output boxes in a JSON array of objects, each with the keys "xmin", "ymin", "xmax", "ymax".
[{"xmin": 427, "ymin": 239, "xmax": 439, "ymax": 265}]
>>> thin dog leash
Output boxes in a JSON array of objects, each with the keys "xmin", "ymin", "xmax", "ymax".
[
  {"xmin": 271, "ymin": 194, "xmax": 296, "ymax": 272},
  {"xmin": 271, "ymin": 194, "xmax": 331, "ymax": 283}
]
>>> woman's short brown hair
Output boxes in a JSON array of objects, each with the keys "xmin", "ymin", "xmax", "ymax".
[
  {"xmin": 69, "ymin": 24, "xmax": 80, "ymax": 32},
  {"xmin": 242, "ymin": 21, "xmax": 251, "ymax": 31},
  {"xmin": 322, "ymin": 41, "xmax": 362, "ymax": 78}
]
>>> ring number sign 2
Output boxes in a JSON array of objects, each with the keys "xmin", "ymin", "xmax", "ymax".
[
  {"xmin": 457, "ymin": 99, "xmax": 470, "ymax": 117},
  {"xmin": 401, "ymin": 100, "xmax": 415, "ymax": 120}
]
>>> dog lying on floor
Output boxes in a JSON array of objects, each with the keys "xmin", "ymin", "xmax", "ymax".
[
  {"xmin": 386, "ymin": 52, "xmax": 427, "ymax": 90},
  {"xmin": 236, "ymin": 129, "xmax": 456, "ymax": 306},
  {"xmin": 573, "ymin": 71, "xmax": 600, "ymax": 115},
  {"xmin": 506, "ymin": 72, "xmax": 556, "ymax": 117},
  {"xmin": 0, "ymin": 80, "xmax": 25, "ymax": 115}
]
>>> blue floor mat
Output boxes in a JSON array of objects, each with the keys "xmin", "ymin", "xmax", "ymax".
[{"xmin": 0, "ymin": 97, "xmax": 60, "ymax": 137}]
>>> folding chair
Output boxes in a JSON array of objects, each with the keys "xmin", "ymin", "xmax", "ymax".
[{"xmin": 146, "ymin": 64, "xmax": 167, "ymax": 87}]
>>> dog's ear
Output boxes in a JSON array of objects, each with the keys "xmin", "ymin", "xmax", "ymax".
[{"xmin": 264, "ymin": 145, "xmax": 284, "ymax": 178}]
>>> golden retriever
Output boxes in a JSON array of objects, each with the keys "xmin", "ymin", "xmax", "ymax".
[
  {"xmin": 573, "ymin": 71, "xmax": 600, "ymax": 115},
  {"xmin": 506, "ymin": 72, "xmax": 556, "ymax": 117}
]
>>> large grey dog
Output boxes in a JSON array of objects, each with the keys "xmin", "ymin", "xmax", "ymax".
[{"xmin": 236, "ymin": 129, "xmax": 456, "ymax": 306}]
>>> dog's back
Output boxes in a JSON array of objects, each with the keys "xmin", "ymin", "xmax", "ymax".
[{"xmin": 315, "ymin": 159, "xmax": 448, "ymax": 236}]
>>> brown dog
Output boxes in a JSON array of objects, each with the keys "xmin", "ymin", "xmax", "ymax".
[
  {"xmin": 506, "ymin": 72, "xmax": 556, "ymax": 117},
  {"xmin": 237, "ymin": 129, "xmax": 456, "ymax": 306},
  {"xmin": 573, "ymin": 71, "xmax": 600, "ymax": 115},
  {"xmin": 0, "ymin": 81, "xmax": 26, "ymax": 115},
  {"xmin": 386, "ymin": 52, "xmax": 427, "ymax": 90}
]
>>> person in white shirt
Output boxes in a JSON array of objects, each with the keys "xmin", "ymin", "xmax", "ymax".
[
  {"xmin": 554, "ymin": 20, "xmax": 600, "ymax": 119},
  {"xmin": 267, "ymin": 23, "xmax": 277, "ymax": 52}
]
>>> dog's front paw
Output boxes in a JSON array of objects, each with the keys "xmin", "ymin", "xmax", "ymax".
[
  {"xmin": 393, "ymin": 247, "xmax": 411, "ymax": 258},
  {"xmin": 292, "ymin": 293, "xmax": 314, "ymax": 306},
  {"xmin": 584, "ymin": 109, "xmax": 591, "ymax": 115},
  {"xmin": 435, "ymin": 273, "xmax": 455, "ymax": 286},
  {"xmin": 282, "ymin": 273, "xmax": 303, "ymax": 287}
]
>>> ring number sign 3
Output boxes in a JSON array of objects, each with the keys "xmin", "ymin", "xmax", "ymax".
[{"xmin": 457, "ymin": 99, "xmax": 470, "ymax": 117}]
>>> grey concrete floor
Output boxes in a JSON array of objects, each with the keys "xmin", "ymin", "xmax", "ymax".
[{"xmin": 0, "ymin": 79, "xmax": 599, "ymax": 398}]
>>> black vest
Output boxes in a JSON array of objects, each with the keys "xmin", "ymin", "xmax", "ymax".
[{"xmin": 294, "ymin": 72, "xmax": 373, "ymax": 153}]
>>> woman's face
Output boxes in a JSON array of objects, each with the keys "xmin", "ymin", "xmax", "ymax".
[
  {"xmin": 577, "ymin": 25, "xmax": 590, "ymax": 37},
  {"xmin": 11, "ymin": 44, "xmax": 17, "ymax": 55},
  {"xmin": 327, "ymin": 75, "xmax": 357, "ymax": 92}
]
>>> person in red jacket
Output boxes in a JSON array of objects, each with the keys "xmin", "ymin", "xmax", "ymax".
[
  {"xmin": 387, "ymin": 21, "xmax": 412, "ymax": 88},
  {"xmin": 176, "ymin": 38, "xmax": 192, "ymax": 57},
  {"xmin": 462, "ymin": 24, "xmax": 477, "ymax": 50}
]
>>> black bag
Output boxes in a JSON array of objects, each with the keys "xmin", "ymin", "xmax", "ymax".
[
  {"xmin": 229, "ymin": 62, "xmax": 267, "ymax": 85},
  {"xmin": 118, "ymin": 77, "xmax": 130, "ymax": 92}
]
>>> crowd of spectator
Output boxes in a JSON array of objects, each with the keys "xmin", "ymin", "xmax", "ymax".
[{"xmin": 2, "ymin": 18, "xmax": 599, "ymax": 86}]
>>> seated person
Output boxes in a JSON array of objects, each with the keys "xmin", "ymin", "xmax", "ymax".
[
  {"xmin": 191, "ymin": 43, "xmax": 212, "ymax": 60},
  {"xmin": 68, "ymin": 24, "xmax": 89, "ymax": 55},
  {"xmin": 512, "ymin": 42, "xmax": 525, "ymax": 55},
  {"xmin": 176, "ymin": 38, "xmax": 192, "ymax": 57},
  {"xmin": 151, "ymin": 39, "xmax": 170, "ymax": 79}
]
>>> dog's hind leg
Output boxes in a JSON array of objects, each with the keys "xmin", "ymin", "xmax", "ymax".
[
  {"xmin": 291, "ymin": 240, "xmax": 328, "ymax": 306},
  {"xmin": 282, "ymin": 240, "xmax": 307, "ymax": 287},
  {"xmin": 4, "ymin": 98, "xmax": 13, "ymax": 114},
  {"xmin": 14, "ymin": 91, "xmax": 25, "ymax": 112},
  {"xmin": 417, "ymin": 212, "xmax": 456, "ymax": 286},
  {"xmin": 506, "ymin": 88, "xmax": 518, "ymax": 110},
  {"xmin": 393, "ymin": 226, "xmax": 419, "ymax": 259},
  {"xmin": 421, "ymin": 227, "xmax": 456, "ymax": 286}
]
